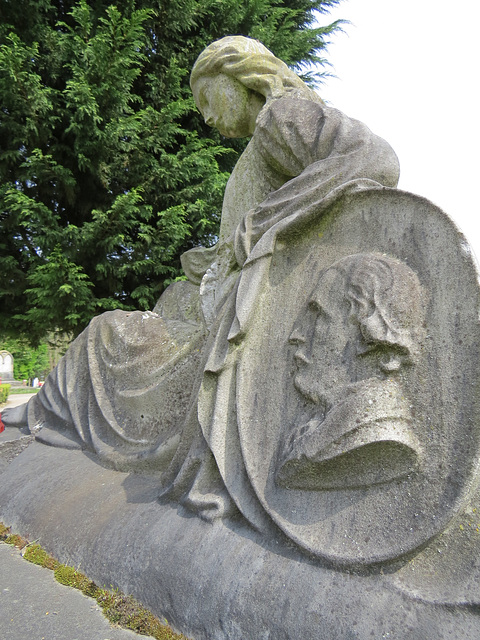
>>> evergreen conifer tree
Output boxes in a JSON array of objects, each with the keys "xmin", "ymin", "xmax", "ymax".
[{"xmin": 0, "ymin": 0, "xmax": 343, "ymax": 343}]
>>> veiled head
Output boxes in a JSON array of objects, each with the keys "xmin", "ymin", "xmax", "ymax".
[
  {"xmin": 190, "ymin": 36, "xmax": 322, "ymax": 137},
  {"xmin": 191, "ymin": 36, "xmax": 320, "ymax": 102}
]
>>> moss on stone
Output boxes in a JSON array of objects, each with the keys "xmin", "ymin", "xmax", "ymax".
[
  {"xmin": 0, "ymin": 522, "xmax": 189, "ymax": 639},
  {"xmin": 23, "ymin": 543, "xmax": 60, "ymax": 570}
]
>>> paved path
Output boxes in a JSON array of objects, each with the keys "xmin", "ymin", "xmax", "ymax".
[
  {"xmin": 2, "ymin": 392, "xmax": 36, "ymax": 409},
  {"xmin": 0, "ymin": 543, "xmax": 154, "ymax": 640},
  {"xmin": 0, "ymin": 394, "xmax": 157, "ymax": 640}
]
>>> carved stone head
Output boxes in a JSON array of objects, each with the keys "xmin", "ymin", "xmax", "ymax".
[
  {"xmin": 189, "ymin": 36, "xmax": 323, "ymax": 138},
  {"xmin": 290, "ymin": 253, "xmax": 426, "ymax": 411},
  {"xmin": 190, "ymin": 35, "xmax": 320, "ymax": 102}
]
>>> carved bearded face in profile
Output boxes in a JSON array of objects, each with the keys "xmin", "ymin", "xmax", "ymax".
[
  {"xmin": 290, "ymin": 253, "xmax": 426, "ymax": 412},
  {"xmin": 291, "ymin": 267, "xmax": 357, "ymax": 409}
]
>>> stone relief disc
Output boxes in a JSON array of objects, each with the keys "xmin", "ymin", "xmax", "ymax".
[{"xmin": 237, "ymin": 188, "xmax": 480, "ymax": 567}]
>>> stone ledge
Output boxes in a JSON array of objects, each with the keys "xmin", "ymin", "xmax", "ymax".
[{"xmin": 2, "ymin": 441, "xmax": 480, "ymax": 640}]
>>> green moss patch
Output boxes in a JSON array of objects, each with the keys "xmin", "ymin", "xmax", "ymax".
[
  {"xmin": 0, "ymin": 522, "xmax": 189, "ymax": 639},
  {"xmin": 5, "ymin": 533, "xmax": 29, "ymax": 549},
  {"xmin": 97, "ymin": 590, "xmax": 185, "ymax": 639},
  {"xmin": 23, "ymin": 543, "xmax": 60, "ymax": 570},
  {"xmin": 54, "ymin": 564, "xmax": 98, "ymax": 596}
]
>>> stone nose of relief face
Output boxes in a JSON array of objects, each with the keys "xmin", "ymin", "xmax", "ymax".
[
  {"xmin": 203, "ymin": 108, "xmax": 215, "ymax": 127},
  {"xmin": 289, "ymin": 326, "xmax": 306, "ymax": 345}
]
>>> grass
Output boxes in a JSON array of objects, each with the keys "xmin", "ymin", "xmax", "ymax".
[
  {"xmin": 9, "ymin": 388, "xmax": 39, "ymax": 395},
  {"xmin": 0, "ymin": 522, "xmax": 189, "ymax": 639}
]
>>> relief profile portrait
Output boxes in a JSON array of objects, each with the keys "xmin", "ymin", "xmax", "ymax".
[{"xmin": 276, "ymin": 252, "xmax": 426, "ymax": 491}]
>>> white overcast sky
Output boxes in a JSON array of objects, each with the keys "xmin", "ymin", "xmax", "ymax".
[{"xmin": 317, "ymin": 0, "xmax": 480, "ymax": 260}]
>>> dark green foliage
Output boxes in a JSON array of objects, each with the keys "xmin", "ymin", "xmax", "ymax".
[{"xmin": 0, "ymin": 0, "xmax": 343, "ymax": 343}]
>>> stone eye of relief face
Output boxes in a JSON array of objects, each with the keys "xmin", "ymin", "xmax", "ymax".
[{"xmin": 2, "ymin": 35, "xmax": 480, "ymax": 640}]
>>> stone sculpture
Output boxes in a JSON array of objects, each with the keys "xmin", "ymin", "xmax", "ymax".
[
  {"xmin": 3, "ymin": 36, "xmax": 480, "ymax": 639},
  {"xmin": 277, "ymin": 252, "xmax": 424, "ymax": 492},
  {"xmin": 1, "ymin": 35, "xmax": 400, "ymax": 502},
  {"xmin": 0, "ymin": 350, "xmax": 14, "ymax": 381}
]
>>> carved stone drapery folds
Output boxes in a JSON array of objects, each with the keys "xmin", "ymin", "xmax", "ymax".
[{"xmin": 3, "ymin": 36, "xmax": 480, "ymax": 640}]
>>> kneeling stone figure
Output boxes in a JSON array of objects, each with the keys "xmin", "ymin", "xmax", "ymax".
[{"xmin": 4, "ymin": 38, "xmax": 479, "ymax": 582}]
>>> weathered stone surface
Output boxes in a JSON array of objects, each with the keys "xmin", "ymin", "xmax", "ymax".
[
  {"xmin": 2, "ymin": 439, "xmax": 480, "ymax": 640},
  {"xmin": 2, "ymin": 36, "xmax": 480, "ymax": 639},
  {"xmin": 0, "ymin": 433, "xmax": 34, "ymax": 465},
  {"xmin": 234, "ymin": 187, "xmax": 480, "ymax": 568}
]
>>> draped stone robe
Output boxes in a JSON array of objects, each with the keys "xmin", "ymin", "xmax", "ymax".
[{"xmin": 18, "ymin": 94, "xmax": 400, "ymax": 527}]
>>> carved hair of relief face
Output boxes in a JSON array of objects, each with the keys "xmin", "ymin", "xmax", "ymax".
[{"xmin": 290, "ymin": 253, "xmax": 426, "ymax": 411}]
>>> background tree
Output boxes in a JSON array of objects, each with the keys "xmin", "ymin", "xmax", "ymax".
[
  {"xmin": 0, "ymin": 0, "xmax": 343, "ymax": 344},
  {"xmin": 0, "ymin": 336, "xmax": 51, "ymax": 382}
]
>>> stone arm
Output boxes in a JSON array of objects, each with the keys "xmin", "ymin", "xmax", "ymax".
[{"xmin": 234, "ymin": 97, "xmax": 400, "ymax": 265}]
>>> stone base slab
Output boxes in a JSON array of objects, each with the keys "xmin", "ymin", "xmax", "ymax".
[{"xmin": 1, "ymin": 441, "xmax": 480, "ymax": 639}]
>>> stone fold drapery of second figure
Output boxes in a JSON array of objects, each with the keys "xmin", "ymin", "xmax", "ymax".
[{"xmin": 2, "ymin": 36, "xmax": 407, "ymax": 559}]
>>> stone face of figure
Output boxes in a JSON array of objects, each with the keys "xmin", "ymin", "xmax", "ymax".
[
  {"xmin": 290, "ymin": 253, "xmax": 425, "ymax": 410},
  {"xmin": 191, "ymin": 73, "xmax": 264, "ymax": 138}
]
